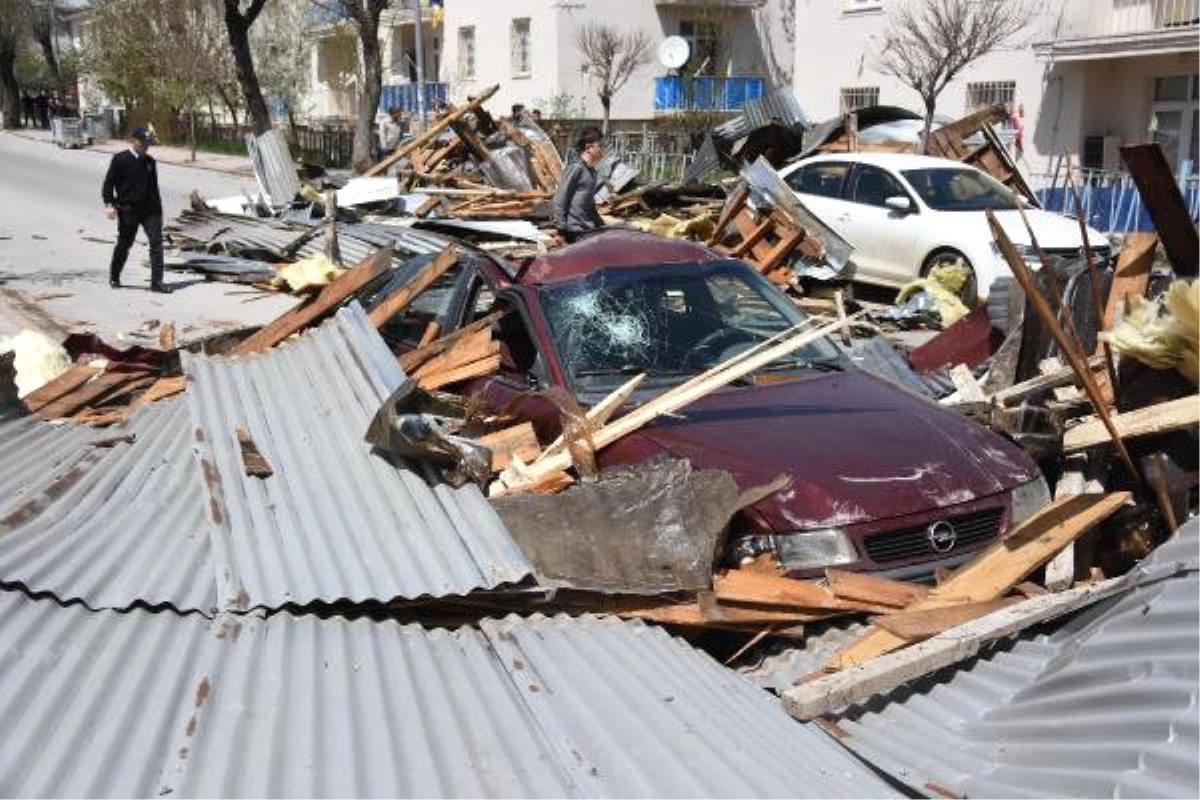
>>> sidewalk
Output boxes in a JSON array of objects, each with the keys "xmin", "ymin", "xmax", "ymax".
[{"xmin": 10, "ymin": 126, "xmax": 256, "ymax": 177}]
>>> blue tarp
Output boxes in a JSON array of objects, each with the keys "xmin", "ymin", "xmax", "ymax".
[
  {"xmin": 378, "ymin": 83, "xmax": 448, "ymax": 116},
  {"xmin": 653, "ymin": 77, "xmax": 764, "ymax": 113}
]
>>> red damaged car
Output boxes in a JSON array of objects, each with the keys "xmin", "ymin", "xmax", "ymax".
[{"xmin": 371, "ymin": 229, "xmax": 1049, "ymax": 579}]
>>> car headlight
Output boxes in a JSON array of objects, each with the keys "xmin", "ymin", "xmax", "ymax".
[
  {"xmin": 731, "ymin": 529, "xmax": 858, "ymax": 571},
  {"xmin": 991, "ymin": 241, "xmax": 1038, "ymax": 263},
  {"xmin": 1010, "ymin": 474, "xmax": 1051, "ymax": 529}
]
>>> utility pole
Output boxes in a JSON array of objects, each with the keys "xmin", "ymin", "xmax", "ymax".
[{"xmin": 411, "ymin": 0, "xmax": 427, "ymax": 132}]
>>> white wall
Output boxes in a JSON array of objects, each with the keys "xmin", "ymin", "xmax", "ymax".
[{"xmin": 792, "ymin": 0, "xmax": 1059, "ymax": 177}]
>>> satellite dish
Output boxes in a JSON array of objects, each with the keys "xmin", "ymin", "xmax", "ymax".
[{"xmin": 658, "ymin": 36, "xmax": 690, "ymax": 70}]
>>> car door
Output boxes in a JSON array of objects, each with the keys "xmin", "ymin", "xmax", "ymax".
[
  {"xmin": 782, "ymin": 160, "xmax": 852, "ymax": 239},
  {"xmin": 831, "ymin": 163, "xmax": 924, "ymax": 287}
]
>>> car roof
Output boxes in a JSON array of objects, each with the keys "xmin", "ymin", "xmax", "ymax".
[
  {"xmin": 791, "ymin": 152, "xmax": 979, "ymax": 172},
  {"xmin": 518, "ymin": 229, "xmax": 726, "ymax": 285}
]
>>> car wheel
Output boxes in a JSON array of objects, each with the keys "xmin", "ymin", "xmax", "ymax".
[{"xmin": 923, "ymin": 250, "xmax": 978, "ymax": 308}]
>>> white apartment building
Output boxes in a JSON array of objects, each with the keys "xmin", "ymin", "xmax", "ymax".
[
  {"xmin": 793, "ymin": 0, "xmax": 1199, "ymax": 181},
  {"xmin": 305, "ymin": 0, "xmax": 794, "ymax": 124}
]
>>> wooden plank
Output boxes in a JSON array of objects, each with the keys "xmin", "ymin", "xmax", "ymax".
[
  {"xmin": 1064, "ymin": 395, "xmax": 1200, "ymax": 452},
  {"xmin": 477, "ymin": 422, "xmax": 541, "ymax": 471},
  {"xmin": 158, "ymin": 323, "xmax": 176, "ymax": 351},
  {"xmin": 536, "ymin": 373, "xmax": 645, "ymax": 463},
  {"xmin": 411, "ymin": 329, "xmax": 496, "ymax": 380},
  {"xmin": 698, "ymin": 592, "xmax": 840, "ymax": 625},
  {"xmin": 236, "ymin": 425, "xmax": 273, "ymax": 478},
  {"xmin": 415, "ymin": 352, "xmax": 501, "ymax": 391},
  {"xmin": 949, "ymin": 364, "xmax": 986, "ymax": 402},
  {"xmin": 1120, "ymin": 144, "xmax": 1199, "ymax": 276},
  {"xmin": 364, "ymin": 85, "xmax": 500, "ymax": 177},
  {"xmin": 1100, "ymin": 232, "xmax": 1157, "ymax": 332},
  {"xmin": 991, "ymin": 354, "xmax": 1106, "ymax": 406},
  {"xmin": 367, "ymin": 246, "xmax": 459, "ymax": 328},
  {"xmin": 784, "ymin": 574, "xmax": 1136, "ymax": 720},
  {"xmin": 398, "ymin": 309, "xmax": 506, "ymax": 374},
  {"xmin": 823, "ymin": 492, "xmax": 1129, "ymax": 671},
  {"xmin": 707, "ymin": 185, "xmax": 749, "ymax": 247},
  {"xmin": 21, "ymin": 364, "xmax": 103, "ymax": 412},
  {"xmin": 825, "ymin": 569, "xmax": 929, "ymax": 609},
  {"xmin": 36, "ymin": 370, "xmax": 153, "ymax": 420},
  {"xmin": 714, "ymin": 569, "xmax": 893, "ymax": 613},
  {"xmin": 871, "ymin": 597, "xmax": 1020, "ymax": 639},
  {"xmin": 232, "ymin": 248, "xmax": 394, "ymax": 356}
]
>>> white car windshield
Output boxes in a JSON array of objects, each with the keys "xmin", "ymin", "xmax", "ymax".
[{"xmin": 901, "ymin": 167, "xmax": 1021, "ymax": 212}]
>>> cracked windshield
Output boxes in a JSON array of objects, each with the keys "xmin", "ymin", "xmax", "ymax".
[{"xmin": 540, "ymin": 260, "xmax": 843, "ymax": 392}]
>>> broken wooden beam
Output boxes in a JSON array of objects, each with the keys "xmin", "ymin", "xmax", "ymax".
[
  {"xmin": 784, "ymin": 573, "xmax": 1137, "ymax": 720},
  {"xmin": 1120, "ymin": 143, "xmax": 1199, "ymax": 276},
  {"xmin": 1063, "ymin": 395, "xmax": 1200, "ymax": 452},
  {"xmin": 231, "ymin": 248, "xmax": 394, "ymax": 357},
  {"xmin": 236, "ymin": 425, "xmax": 273, "ymax": 478},
  {"xmin": 822, "ymin": 491, "xmax": 1130, "ymax": 672},
  {"xmin": 367, "ymin": 246, "xmax": 458, "ymax": 328},
  {"xmin": 364, "ymin": 85, "xmax": 500, "ymax": 178}
]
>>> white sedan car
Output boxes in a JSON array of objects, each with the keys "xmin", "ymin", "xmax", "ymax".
[{"xmin": 778, "ymin": 152, "xmax": 1110, "ymax": 303}]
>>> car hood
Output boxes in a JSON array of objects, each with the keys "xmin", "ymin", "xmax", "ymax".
[
  {"xmin": 618, "ymin": 370, "xmax": 1038, "ymax": 530},
  {"xmin": 990, "ymin": 207, "xmax": 1106, "ymax": 250}
]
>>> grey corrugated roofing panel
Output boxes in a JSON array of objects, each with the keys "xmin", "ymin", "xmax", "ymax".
[
  {"xmin": 166, "ymin": 209, "xmax": 313, "ymax": 257},
  {"xmin": 296, "ymin": 222, "xmax": 451, "ymax": 266},
  {"xmin": 714, "ymin": 87, "xmax": 809, "ymax": 144},
  {"xmin": 0, "ymin": 597, "xmax": 900, "ymax": 798},
  {"xmin": 824, "ymin": 520, "xmax": 1200, "ymax": 799},
  {"xmin": 183, "ymin": 302, "xmax": 531, "ymax": 610},
  {"xmin": 0, "ymin": 402, "xmax": 216, "ymax": 612},
  {"xmin": 247, "ymin": 129, "xmax": 301, "ymax": 207}
]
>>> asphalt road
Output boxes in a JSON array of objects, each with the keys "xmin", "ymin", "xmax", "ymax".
[{"xmin": 0, "ymin": 130, "xmax": 292, "ymax": 343}]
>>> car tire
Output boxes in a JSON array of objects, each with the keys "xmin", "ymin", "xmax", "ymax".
[{"xmin": 922, "ymin": 250, "xmax": 978, "ymax": 309}]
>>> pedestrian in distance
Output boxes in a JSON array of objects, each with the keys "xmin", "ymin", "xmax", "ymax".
[
  {"xmin": 102, "ymin": 127, "xmax": 170, "ymax": 293},
  {"xmin": 551, "ymin": 126, "xmax": 606, "ymax": 244},
  {"xmin": 377, "ymin": 106, "xmax": 404, "ymax": 162},
  {"xmin": 20, "ymin": 93, "xmax": 35, "ymax": 128}
]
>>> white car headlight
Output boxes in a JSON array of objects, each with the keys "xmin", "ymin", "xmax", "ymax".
[
  {"xmin": 1010, "ymin": 474, "xmax": 1051, "ymax": 529},
  {"xmin": 732, "ymin": 529, "xmax": 858, "ymax": 571},
  {"xmin": 991, "ymin": 240, "xmax": 1039, "ymax": 263}
]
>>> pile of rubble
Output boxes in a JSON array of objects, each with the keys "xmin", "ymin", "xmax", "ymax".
[{"xmin": 2, "ymin": 87, "xmax": 1197, "ymax": 750}]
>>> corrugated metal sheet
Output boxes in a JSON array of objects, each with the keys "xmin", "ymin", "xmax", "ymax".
[
  {"xmin": 0, "ymin": 597, "xmax": 900, "ymax": 798},
  {"xmin": 247, "ymin": 128, "xmax": 301, "ymax": 207},
  {"xmin": 0, "ymin": 402, "xmax": 216, "ymax": 612},
  {"xmin": 738, "ymin": 621, "xmax": 870, "ymax": 694},
  {"xmin": 166, "ymin": 209, "xmax": 313, "ymax": 257},
  {"xmin": 823, "ymin": 521, "xmax": 1200, "ymax": 799},
  {"xmin": 714, "ymin": 87, "xmax": 809, "ymax": 144},
  {"xmin": 183, "ymin": 302, "xmax": 531, "ymax": 610}
]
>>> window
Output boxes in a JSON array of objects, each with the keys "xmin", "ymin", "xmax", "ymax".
[
  {"xmin": 848, "ymin": 165, "xmax": 907, "ymax": 207},
  {"xmin": 1150, "ymin": 74, "xmax": 1199, "ymax": 170},
  {"xmin": 785, "ymin": 162, "xmax": 850, "ymax": 199},
  {"xmin": 679, "ymin": 19, "xmax": 720, "ymax": 75},
  {"xmin": 840, "ymin": 86, "xmax": 879, "ymax": 114},
  {"xmin": 965, "ymin": 80, "xmax": 1016, "ymax": 119},
  {"xmin": 457, "ymin": 26, "xmax": 475, "ymax": 80},
  {"xmin": 511, "ymin": 18, "xmax": 531, "ymax": 76}
]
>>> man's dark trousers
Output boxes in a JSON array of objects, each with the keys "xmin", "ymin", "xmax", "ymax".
[{"xmin": 110, "ymin": 208, "xmax": 164, "ymax": 287}]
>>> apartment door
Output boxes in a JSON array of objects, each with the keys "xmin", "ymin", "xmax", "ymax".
[{"xmin": 1150, "ymin": 74, "xmax": 1199, "ymax": 171}]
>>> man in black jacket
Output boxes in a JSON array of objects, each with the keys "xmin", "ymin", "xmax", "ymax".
[{"xmin": 102, "ymin": 126, "xmax": 169, "ymax": 292}]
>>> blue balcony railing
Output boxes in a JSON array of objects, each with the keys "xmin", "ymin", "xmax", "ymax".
[
  {"xmin": 654, "ymin": 76, "xmax": 765, "ymax": 113},
  {"xmin": 378, "ymin": 82, "xmax": 448, "ymax": 116}
]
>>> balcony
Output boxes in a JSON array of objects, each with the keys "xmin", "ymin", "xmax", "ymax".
[
  {"xmin": 1035, "ymin": 0, "xmax": 1199, "ymax": 60},
  {"xmin": 378, "ymin": 83, "xmax": 448, "ymax": 116},
  {"xmin": 654, "ymin": 76, "xmax": 765, "ymax": 113}
]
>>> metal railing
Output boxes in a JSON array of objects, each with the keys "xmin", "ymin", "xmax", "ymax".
[
  {"xmin": 1034, "ymin": 167, "xmax": 1200, "ymax": 234},
  {"xmin": 378, "ymin": 82, "xmax": 448, "ymax": 116},
  {"xmin": 1060, "ymin": 0, "xmax": 1198, "ymax": 38},
  {"xmin": 654, "ymin": 76, "xmax": 766, "ymax": 113}
]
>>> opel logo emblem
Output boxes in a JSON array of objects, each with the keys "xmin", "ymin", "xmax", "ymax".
[{"xmin": 927, "ymin": 520, "xmax": 957, "ymax": 553}]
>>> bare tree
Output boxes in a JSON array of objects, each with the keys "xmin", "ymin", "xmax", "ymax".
[
  {"xmin": 26, "ymin": 0, "xmax": 62, "ymax": 91},
  {"xmin": 223, "ymin": 0, "xmax": 272, "ymax": 135},
  {"xmin": 0, "ymin": 0, "xmax": 26, "ymax": 128},
  {"xmin": 312, "ymin": 0, "xmax": 389, "ymax": 172},
  {"xmin": 574, "ymin": 22, "xmax": 652, "ymax": 135},
  {"xmin": 876, "ymin": 0, "xmax": 1031, "ymax": 152},
  {"xmin": 252, "ymin": 0, "xmax": 313, "ymax": 143}
]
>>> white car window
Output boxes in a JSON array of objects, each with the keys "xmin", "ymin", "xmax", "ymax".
[
  {"xmin": 786, "ymin": 162, "xmax": 850, "ymax": 198},
  {"xmin": 848, "ymin": 165, "xmax": 907, "ymax": 207},
  {"xmin": 900, "ymin": 167, "xmax": 1018, "ymax": 211}
]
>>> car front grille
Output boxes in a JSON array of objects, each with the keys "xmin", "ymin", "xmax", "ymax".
[
  {"xmin": 1042, "ymin": 245, "xmax": 1111, "ymax": 266},
  {"xmin": 863, "ymin": 507, "xmax": 1004, "ymax": 563}
]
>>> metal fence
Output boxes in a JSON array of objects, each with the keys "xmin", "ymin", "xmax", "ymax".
[{"xmin": 1034, "ymin": 167, "xmax": 1200, "ymax": 234}]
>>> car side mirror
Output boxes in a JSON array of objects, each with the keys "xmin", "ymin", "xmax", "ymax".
[{"xmin": 884, "ymin": 196, "xmax": 914, "ymax": 213}]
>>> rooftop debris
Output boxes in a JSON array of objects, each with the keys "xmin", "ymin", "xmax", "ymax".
[{"xmin": 3, "ymin": 89, "xmax": 1197, "ymax": 789}]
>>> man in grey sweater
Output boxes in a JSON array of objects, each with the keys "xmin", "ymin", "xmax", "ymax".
[{"xmin": 552, "ymin": 126, "xmax": 606, "ymax": 243}]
